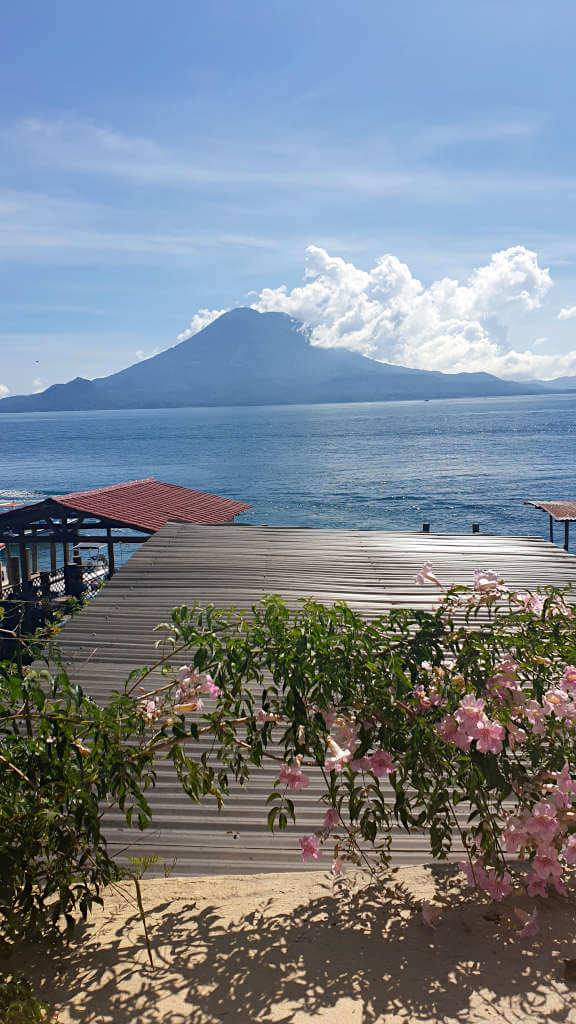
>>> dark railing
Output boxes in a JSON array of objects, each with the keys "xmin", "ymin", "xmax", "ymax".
[{"xmin": 0, "ymin": 563, "xmax": 108, "ymax": 655}]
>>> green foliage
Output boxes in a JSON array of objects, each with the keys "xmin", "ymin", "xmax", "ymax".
[
  {"xmin": 0, "ymin": 974, "xmax": 52, "ymax": 1023},
  {"xmin": 0, "ymin": 635, "xmax": 156, "ymax": 950},
  {"xmin": 2, "ymin": 578, "xmax": 576, "ymax": 950}
]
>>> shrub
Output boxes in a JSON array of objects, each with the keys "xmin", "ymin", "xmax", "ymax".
[{"xmin": 2, "ymin": 570, "xmax": 576, "ymax": 950}]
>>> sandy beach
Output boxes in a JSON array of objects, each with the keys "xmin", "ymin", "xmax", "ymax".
[{"xmin": 15, "ymin": 865, "xmax": 576, "ymax": 1023}]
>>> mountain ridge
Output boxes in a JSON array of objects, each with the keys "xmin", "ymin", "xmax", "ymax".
[{"xmin": 0, "ymin": 307, "xmax": 559, "ymax": 412}]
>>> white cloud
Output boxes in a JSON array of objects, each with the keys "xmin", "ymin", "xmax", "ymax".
[
  {"xmin": 180, "ymin": 244, "xmax": 576, "ymax": 380},
  {"xmin": 135, "ymin": 347, "xmax": 161, "ymax": 361},
  {"xmin": 0, "ymin": 384, "xmax": 9, "ymax": 398},
  {"xmin": 32, "ymin": 378, "xmax": 46, "ymax": 393},
  {"xmin": 558, "ymin": 306, "xmax": 576, "ymax": 320},
  {"xmin": 177, "ymin": 308, "xmax": 229, "ymax": 342},
  {"xmin": 8, "ymin": 118, "xmax": 576, "ymax": 202}
]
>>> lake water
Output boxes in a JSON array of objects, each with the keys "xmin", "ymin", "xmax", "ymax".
[{"xmin": 1, "ymin": 394, "xmax": 576, "ymax": 550}]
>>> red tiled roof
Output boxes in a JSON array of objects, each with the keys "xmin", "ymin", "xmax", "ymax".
[
  {"xmin": 55, "ymin": 478, "xmax": 252, "ymax": 532},
  {"xmin": 525, "ymin": 500, "xmax": 576, "ymax": 522}
]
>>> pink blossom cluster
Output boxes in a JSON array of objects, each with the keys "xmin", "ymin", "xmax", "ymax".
[
  {"xmin": 176, "ymin": 666, "xmax": 221, "ymax": 702},
  {"xmin": 414, "ymin": 563, "xmax": 442, "ymax": 587},
  {"xmin": 138, "ymin": 695, "xmax": 161, "ymax": 723},
  {"xmin": 501, "ymin": 766, "xmax": 576, "ymax": 897},
  {"xmin": 437, "ymin": 695, "xmax": 506, "ymax": 754},
  {"xmin": 513, "ymin": 591, "xmax": 544, "ymax": 616},
  {"xmin": 488, "ymin": 659, "xmax": 523, "ymax": 705},
  {"xmin": 459, "ymin": 856, "xmax": 513, "ymax": 901},
  {"xmin": 138, "ymin": 668, "xmax": 222, "ymax": 724},
  {"xmin": 413, "ymin": 683, "xmax": 443, "ymax": 711},
  {"xmin": 277, "ymin": 762, "xmax": 310, "ymax": 792},
  {"xmin": 474, "ymin": 569, "xmax": 503, "ymax": 593}
]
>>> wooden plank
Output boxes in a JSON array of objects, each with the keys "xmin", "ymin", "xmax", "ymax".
[{"xmin": 52, "ymin": 523, "xmax": 576, "ymax": 876}]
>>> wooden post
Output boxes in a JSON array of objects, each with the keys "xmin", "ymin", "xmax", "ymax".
[
  {"xmin": 40, "ymin": 570, "xmax": 52, "ymax": 607},
  {"xmin": 61, "ymin": 515, "xmax": 69, "ymax": 569},
  {"xmin": 50, "ymin": 543, "xmax": 57, "ymax": 573},
  {"xmin": 19, "ymin": 542, "xmax": 29, "ymax": 581},
  {"xmin": 472, "ymin": 523, "xmax": 480, "ymax": 533},
  {"xmin": 31, "ymin": 527, "xmax": 38, "ymax": 575},
  {"xmin": 564, "ymin": 521, "xmax": 570, "ymax": 552},
  {"xmin": 422, "ymin": 523, "xmax": 430, "ymax": 533},
  {"xmin": 549, "ymin": 515, "xmax": 554, "ymax": 543},
  {"xmin": 9, "ymin": 557, "xmax": 20, "ymax": 586},
  {"xmin": 65, "ymin": 562, "xmax": 84, "ymax": 600},
  {"xmin": 106, "ymin": 527, "xmax": 115, "ymax": 577}
]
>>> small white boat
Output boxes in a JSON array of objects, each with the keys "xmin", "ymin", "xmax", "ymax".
[{"xmin": 74, "ymin": 542, "xmax": 109, "ymax": 572}]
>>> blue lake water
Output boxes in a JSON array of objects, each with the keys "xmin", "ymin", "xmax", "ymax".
[{"xmin": 1, "ymin": 395, "xmax": 576, "ymax": 551}]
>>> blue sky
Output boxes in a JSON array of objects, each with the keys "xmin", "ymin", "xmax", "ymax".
[{"xmin": 2, "ymin": 0, "xmax": 576, "ymax": 395}]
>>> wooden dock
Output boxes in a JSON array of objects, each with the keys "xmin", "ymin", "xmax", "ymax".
[{"xmin": 56, "ymin": 523, "xmax": 576, "ymax": 876}]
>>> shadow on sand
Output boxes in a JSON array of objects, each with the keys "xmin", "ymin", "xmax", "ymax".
[{"xmin": 14, "ymin": 866, "xmax": 576, "ymax": 1024}]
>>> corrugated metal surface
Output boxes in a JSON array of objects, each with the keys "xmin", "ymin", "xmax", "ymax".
[
  {"xmin": 55, "ymin": 477, "xmax": 252, "ymax": 530},
  {"xmin": 525, "ymin": 499, "xmax": 576, "ymax": 522},
  {"xmin": 55, "ymin": 524, "xmax": 576, "ymax": 875}
]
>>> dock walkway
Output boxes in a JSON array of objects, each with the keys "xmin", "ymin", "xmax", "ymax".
[{"xmin": 55, "ymin": 523, "xmax": 576, "ymax": 875}]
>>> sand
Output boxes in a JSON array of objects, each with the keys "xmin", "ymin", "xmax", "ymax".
[{"xmin": 14, "ymin": 865, "xmax": 576, "ymax": 1023}]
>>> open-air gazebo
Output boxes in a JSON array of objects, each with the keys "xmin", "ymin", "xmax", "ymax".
[
  {"xmin": 524, "ymin": 499, "xmax": 576, "ymax": 551},
  {"xmin": 0, "ymin": 478, "xmax": 251, "ymax": 599}
]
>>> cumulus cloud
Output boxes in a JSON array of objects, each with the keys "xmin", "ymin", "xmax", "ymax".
[
  {"xmin": 178, "ymin": 244, "xmax": 576, "ymax": 380},
  {"xmin": 32, "ymin": 378, "xmax": 46, "ymax": 393},
  {"xmin": 558, "ymin": 306, "xmax": 576, "ymax": 320},
  {"xmin": 177, "ymin": 308, "xmax": 229, "ymax": 343},
  {"xmin": 0, "ymin": 385, "xmax": 9, "ymax": 398}
]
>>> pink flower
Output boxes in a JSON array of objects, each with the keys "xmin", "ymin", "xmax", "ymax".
[
  {"xmin": 459, "ymin": 858, "xmax": 512, "ymax": 901},
  {"xmin": 332, "ymin": 857, "xmax": 345, "ymax": 875},
  {"xmin": 502, "ymin": 815, "xmax": 529, "ymax": 853},
  {"xmin": 515, "ymin": 592, "xmax": 544, "ymax": 616},
  {"xmin": 413, "ymin": 684, "xmax": 443, "ymax": 710},
  {"xmin": 454, "ymin": 694, "xmax": 486, "ymax": 738},
  {"xmin": 277, "ymin": 764, "xmax": 310, "ymax": 792},
  {"xmin": 514, "ymin": 907, "xmax": 539, "ymax": 939},
  {"xmin": 483, "ymin": 870, "xmax": 513, "ymax": 901},
  {"xmin": 199, "ymin": 674, "xmax": 222, "ymax": 698},
  {"xmin": 349, "ymin": 755, "xmax": 371, "ymax": 771},
  {"xmin": 529, "ymin": 802, "xmax": 560, "ymax": 845},
  {"xmin": 543, "ymin": 688, "xmax": 570, "ymax": 718},
  {"xmin": 323, "ymin": 807, "xmax": 339, "ymax": 829},
  {"xmin": 474, "ymin": 569, "xmax": 500, "ymax": 592},
  {"xmin": 436, "ymin": 714, "xmax": 471, "ymax": 751},
  {"xmin": 368, "ymin": 749, "xmax": 396, "ymax": 777},
  {"xmin": 475, "ymin": 718, "xmax": 506, "ymax": 755},
  {"xmin": 560, "ymin": 666, "xmax": 576, "ymax": 693},
  {"xmin": 178, "ymin": 665, "xmax": 199, "ymax": 685},
  {"xmin": 489, "ymin": 660, "xmax": 524, "ymax": 706},
  {"xmin": 324, "ymin": 737, "xmax": 353, "ymax": 772},
  {"xmin": 526, "ymin": 876, "xmax": 548, "ymax": 899},
  {"xmin": 525, "ymin": 700, "xmax": 547, "ymax": 735},
  {"xmin": 414, "ymin": 563, "xmax": 442, "ymax": 587},
  {"xmin": 299, "ymin": 835, "xmax": 320, "ymax": 861},
  {"xmin": 555, "ymin": 764, "xmax": 576, "ymax": 803}
]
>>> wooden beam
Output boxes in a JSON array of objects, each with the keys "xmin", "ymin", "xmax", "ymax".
[
  {"xmin": 565, "ymin": 520, "xmax": 570, "ymax": 552},
  {"xmin": 50, "ymin": 543, "xmax": 57, "ymax": 573},
  {"xmin": 106, "ymin": 527, "xmax": 115, "ymax": 577},
  {"xmin": 0, "ymin": 533, "xmax": 151, "ymax": 545},
  {"xmin": 550, "ymin": 514, "xmax": 554, "ymax": 543}
]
